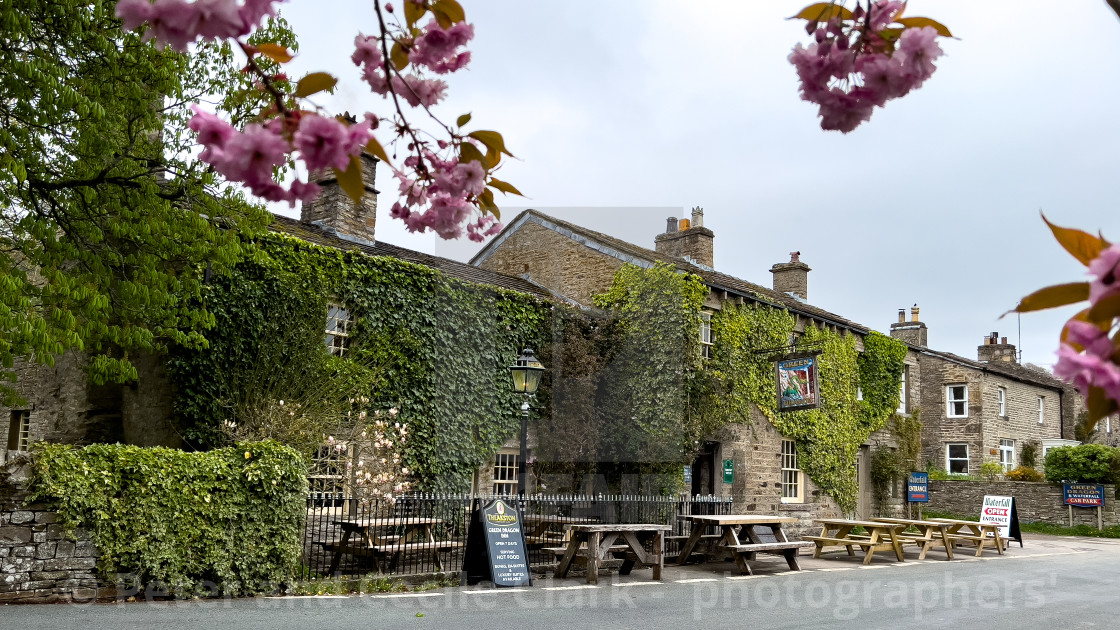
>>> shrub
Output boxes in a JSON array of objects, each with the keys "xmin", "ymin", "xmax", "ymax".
[
  {"xmin": 30, "ymin": 441, "xmax": 307, "ymax": 595},
  {"xmin": 1020, "ymin": 441, "xmax": 1039, "ymax": 469},
  {"xmin": 1043, "ymin": 444, "xmax": 1120, "ymax": 484},
  {"xmin": 980, "ymin": 461, "xmax": 1003, "ymax": 482},
  {"xmin": 1005, "ymin": 466, "xmax": 1044, "ymax": 482}
]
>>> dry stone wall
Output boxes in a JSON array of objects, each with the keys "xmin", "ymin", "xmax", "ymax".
[
  {"xmin": 0, "ymin": 462, "xmax": 100, "ymax": 603},
  {"xmin": 926, "ymin": 480, "xmax": 1118, "ymax": 528}
]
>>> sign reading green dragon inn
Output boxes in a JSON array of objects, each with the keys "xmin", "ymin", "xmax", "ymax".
[
  {"xmin": 775, "ymin": 352, "xmax": 822, "ymax": 412},
  {"xmin": 462, "ymin": 498, "xmax": 531, "ymax": 587}
]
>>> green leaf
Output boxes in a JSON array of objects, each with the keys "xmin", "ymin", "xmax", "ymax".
[
  {"xmin": 334, "ymin": 155, "xmax": 365, "ymax": 206},
  {"xmin": 390, "ymin": 41, "xmax": 410, "ymax": 71},
  {"xmin": 256, "ymin": 43, "xmax": 294, "ymax": 64},
  {"xmin": 896, "ymin": 17, "xmax": 953, "ymax": 38},
  {"xmin": 488, "ymin": 177, "xmax": 524, "ymax": 197},
  {"xmin": 467, "ymin": 130, "xmax": 514, "ymax": 158},
  {"xmin": 478, "ymin": 188, "xmax": 499, "ymax": 219},
  {"xmin": 364, "ymin": 137, "xmax": 391, "ymax": 164},
  {"xmin": 1087, "ymin": 386, "xmax": 1118, "ymax": 424},
  {"xmin": 456, "ymin": 112, "xmax": 472, "ymax": 127},
  {"xmin": 404, "ymin": 1, "xmax": 427, "ymax": 28},
  {"xmin": 294, "ymin": 72, "xmax": 337, "ymax": 98},
  {"xmin": 1010, "ymin": 283, "xmax": 1090, "ymax": 314},
  {"xmin": 459, "ymin": 141, "xmax": 486, "ymax": 165},
  {"xmin": 432, "ymin": 0, "xmax": 465, "ymax": 25},
  {"xmin": 1043, "ymin": 213, "xmax": 1108, "ymax": 266},
  {"xmin": 789, "ymin": 3, "xmax": 854, "ymax": 21}
]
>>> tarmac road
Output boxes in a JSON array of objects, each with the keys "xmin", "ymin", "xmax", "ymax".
[{"xmin": 4, "ymin": 533, "xmax": 1118, "ymax": 629}]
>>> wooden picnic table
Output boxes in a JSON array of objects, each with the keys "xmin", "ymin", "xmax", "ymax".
[
  {"xmin": 553, "ymin": 523, "xmax": 670, "ymax": 585},
  {"xmin": 924, "ymin": 518, "xmax": 1005, "ymax": 556},
  {"xmin": 326, "ymin": 517, "xmax": 461, "ymax": 574},
  {"xmin": 871, "ymin": 517, "xmax": 956, "ymax": 560},
  {"xmin": 803, "ymin": 519, "xmax": 907, "ymax": 565},
  {"xmin": 522, "ymin": 514, "xmax": 600, "ymax": 546},
  {"xmin": 676, "ymin": 515, "xmax": 814, "ymax": 575}
]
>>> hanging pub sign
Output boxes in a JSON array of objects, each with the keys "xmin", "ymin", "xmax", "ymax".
[{"xmin": 775, "ymin": 352, "xmax": 822, "ymax": 412}]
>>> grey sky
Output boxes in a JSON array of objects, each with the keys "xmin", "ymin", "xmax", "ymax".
[{"xmin": 272, "ymin": 0, "xmax": 1120, "ymax": 368}]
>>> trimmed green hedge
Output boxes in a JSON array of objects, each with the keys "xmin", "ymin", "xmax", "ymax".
[
  {"xmin": 1043, "ymin": 444, "xmax": 1120, "ymax": 484},
  {"xmin": 30, "ymin": 441, "xmax": 306, "ymax": 595}
]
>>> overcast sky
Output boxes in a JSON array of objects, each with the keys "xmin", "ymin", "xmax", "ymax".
[{"xmin": 272, "ymin": 0, "xmax": 1120, "ymax": 368}]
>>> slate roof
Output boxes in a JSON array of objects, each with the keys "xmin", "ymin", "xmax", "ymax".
[
  {"xmin": 472, "ymin": 209, "xmax": 870, "ymax": 333},
  {"xmin": 914, "ymin": 345, "xmax": 1068, "ymax": 392},
  {"xmin": 268, "ymin": 214, "xmax": 552, "ymax": 298}
]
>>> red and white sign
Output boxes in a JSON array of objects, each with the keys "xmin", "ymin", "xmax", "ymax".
[{"xmin": 980, "ymin": 495, "xmax": 1013, "ymax": 538}]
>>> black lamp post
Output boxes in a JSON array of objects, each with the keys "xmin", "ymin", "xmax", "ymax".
[{"xmin": 508, "ymin": 348, "xmax": 544, "ymax": 497}]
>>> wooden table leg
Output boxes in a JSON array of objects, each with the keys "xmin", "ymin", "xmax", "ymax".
[
  {"xmin": 938, "ymin": 527, "xmax": 954, "ymax": 560},
  {"xmin": 328, "ymin": 528, "xmax": 353, "ymax": 575},
  {"xmin": 889, "ymin": 529, "xmax": 906, "ymax": 562},
  {"xmin": 555, "ymin": 531, "xmax": 584, "ymax": 578},
  {"xmin": 676, "ymin": 525, "xmax": 705, "ymax": 565},
  {"xmin": 862, "ymin": 529, "xmax": 880, "ymax": 565},
  {"xmin": 652, "ymin": 530, "xmax": 663, "ymax": 581},
  {"xmin": 586, "ymin": 531, "xmax": 602, "ymax": 585}
]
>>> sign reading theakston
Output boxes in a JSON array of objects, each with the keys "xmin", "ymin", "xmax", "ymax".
[{"xmin": 481, "ymin": 498, "xmax": 531, "ymax": 587}]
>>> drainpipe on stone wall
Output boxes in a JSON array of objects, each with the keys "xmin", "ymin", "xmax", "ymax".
[{"xmin": 1059, "ymin": 388, "xmax": 1064, "ymax": 440}]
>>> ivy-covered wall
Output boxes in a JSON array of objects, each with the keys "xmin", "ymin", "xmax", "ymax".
[
  {"xmin": 29, "ymin": 441, "xmax": 306, "ymax": 595},
  {"xmin": 169, "ymin": 233, "xmax": 553, "ymax": 492}
]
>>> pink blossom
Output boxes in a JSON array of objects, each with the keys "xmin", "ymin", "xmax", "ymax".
[
  {"xmin": 115, "ymin": 0, "xmax": 154, "ymax": 30},
  {"xmin": 1065, "ymin": 320, "xmax": 1114, "ymax": 358},
  {"xmin": 188, "ymin": 106, "xmax": 236, "ymax": 162},
  {"xmin": 146, "ymin": 0, "xmax": 200, "ymax": 51},
  {"xmin": 1088, "ymin": 244, "xmax": 1120, "ymax": 303},
  {"xmin": 898, "ymin": 26, "xmax": 943, "ymax": 83},
  {"xmin": 1054, "ymin": 344, "xmax": 1120, "ymax": 401},
  {"xmin": 238, "ymin": 0, "xmax": 282, "ymax": 30},
  {"xmin": 857, "ymin": 54, "xmax": 909, "ymax": 105},
  {"xmin": 868, "ymin": 1, "xmax": 904, "ymax": 30},
  {"xmin": 193, "ymin": 0, "xmax": 244, "ymax": 39},
  {"xmin": 409, "ymin": 19, "xmax": 474, "ymax": 74},
  {"xmin": 391, "ymin": 74, "xmax": 448, "ymax": 108},
  {"xmin": 817, "ymin": 89, "xmax": 874, "ymax": 133},
  {"xmin": 294, "ymin": 115, "xmax": 351, "ymax": 172},
  {"xmin": 432, "ymin": 158, "xmax": 485, "ymax": 198},
  {"xmin": 352, "ymin": 34, "xmax": 384, "ymax": 68}
]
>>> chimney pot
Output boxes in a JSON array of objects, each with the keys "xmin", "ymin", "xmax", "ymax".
[
  {"xmin": 910, "ymin": 305, "xmax": 920, "ymax": 322},
  {"xmin": 1001, "ymin": 337, "xmax": 1008, "ymax": 345},
  {"xmin": 897, "ymin": 309, "xmax": 906, "ymax": 323},
  {"xmin": 691, "ymin": 206, "xmax": 704, "ymax": 228},
  {"xmin": 666, "ymin": 217, "xmax": 678, "ymax": 233},
  {"xmin": 679, "ymin": 218, "xmax": 691, "ymax": 230}
]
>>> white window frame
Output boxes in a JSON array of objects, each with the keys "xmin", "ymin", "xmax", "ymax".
[
  {"xmin": 700, "ymin": 312, "xmax": 713, "ymax": 359},
  {"xmin": 946, "ymin": 384, "xmax": 968, "ymax": 418},
  {"xmin": 856, "ymin": 386, "xmax": 863, "ymax": 401},
  {"xmin": 492, "ymin": 450, "xmax": 520, "ymax": 495},
  {"xmin": 325, "ymin": 304, "xmax": 353, "ymax": 357},
  {"xmin": 999, "ymin": 439, "xmax": 1015, "ymax": 472},
  {"xmin": 897, "ymin": 367, "xmax": 908, "ymax": 414},
  {"xmin": 946, "ymin": 443, "xmax": 969, "ymax": 475},
  {"xmin": 997, "ymin": 387, "xmax": 1007, "ymax": 417},
  {"xmin": 7, "ymin": 410, "xmax": 30, "ymax": 452},
  {"xmin": 1038, "ymin": 396, "xmax": 1045, "ymax": 425},
  {"xmin": 780, "ymin": 440, "xmax": 803, "ymax": 503}
]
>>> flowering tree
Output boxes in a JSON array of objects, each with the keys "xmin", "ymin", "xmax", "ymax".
[
  {"xmin": 115, "ymin": 0, "xmax": 522, "ymax": 242},
  {"xmin": 788, "ymin": 1, "xmax": 953, "ymax": 133},
  {"xmin": 1013, "ymin": 219, "xmax": 1120, "ymax": 430}
]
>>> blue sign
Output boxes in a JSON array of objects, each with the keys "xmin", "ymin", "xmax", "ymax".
[
  {"xmin": 1063, "ymin": 484, "xmax": 1105, "ymax": 507},
  {"xmin": 907, "ymin": 472, "xmax": 929, "ymax": 503}
]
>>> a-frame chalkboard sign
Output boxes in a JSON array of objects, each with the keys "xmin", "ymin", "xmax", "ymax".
[{"xmin": 462, "ymin": 498, "xmax": 531, "ymax": 587}]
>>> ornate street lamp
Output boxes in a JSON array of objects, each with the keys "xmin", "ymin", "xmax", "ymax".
[{"xmin": 508, "ymin": 348, "xmax": 544, "ymax": 497}]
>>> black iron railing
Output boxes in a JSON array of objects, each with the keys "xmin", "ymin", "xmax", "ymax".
[{"xmin": 302, "ymin": 492, "xmax": 733, "ymax": 578}]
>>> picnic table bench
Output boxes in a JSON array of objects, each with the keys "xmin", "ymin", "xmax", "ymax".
[
  {"xmin": 554, "ymin": 523, "xmax": 670, "ymax": 585},
  {"xmin": 522, "ymin": 514, "xmax": 600, "ymax": 547},
  {"xmin": 925, "ymin": 518, "xmax": 1005, "ymax": 556},
  {"xmin": 872, "ymin": 517, "xmax": 956, "ymax": 560},
  {"xmin": 324, "ymin": 518, "xmax": 461, "ymax": 574},
  {"xmin": 676, "ymin": 515, "xmax": 813, "ymax": 575},
  {"xmin": 803, "ymin": 519, "xmax": 907, "ymax": 565}
]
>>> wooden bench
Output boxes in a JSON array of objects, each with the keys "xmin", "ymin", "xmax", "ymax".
[
  {"xmin": 319, "ymin": 540, "xmax": 462, "ymax": 573},
  {"xmin": 726, "ymin": 541, "xmax": 815, "ymax": 554},
  {"xmin": 806, "ymin": 519, "xmax": 906, "ymax": 565}
]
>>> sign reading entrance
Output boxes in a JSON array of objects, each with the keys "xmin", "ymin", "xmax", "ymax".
[
  {"xmin": 907, "ymin": 472, "xmax": 929, "ymax": 503},
  {"xmin": 722, "ymin": 459, "xmax": 734, "ymax": 484},
  {"xmin": 1064, "ymin": 484, "xmax": 1106, "ymax": 507},
  {"xmin": 775, "ymin": 352, "xmax": 821, "ymax": 412},
  {"xmin": 980, "ymin": 494, "xmax": 1022, "ymax": 546},
  {"xmin": 462, "ymin": 498, "xmax": 530, "ymax": 587}
]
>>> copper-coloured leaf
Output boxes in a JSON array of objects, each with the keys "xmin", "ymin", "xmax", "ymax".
[
  {"xmin": 1043, "ymin": 213, "xmax": 1107, "ymax": 266},
  {"xmin": 1011, "ymin": 283, "xmax": 1089, "ymax": 314}
]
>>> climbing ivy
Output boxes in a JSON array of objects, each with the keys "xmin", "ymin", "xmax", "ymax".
[
  {"xmin": 29, "ymin": 441, "xmax": 306, "ymax": 595},
  {"xmin": 169, "ymin": 232, "xmax": 553, "ymax": 492},
  {"xmin": 696, "ymin": 303, "xmax": 907, "ymax": 513}
]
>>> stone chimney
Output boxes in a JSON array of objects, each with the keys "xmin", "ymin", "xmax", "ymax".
[
  {"xmin": 890, "ymin": 304, "xmax": 928, "ymax": 347},
  {"xmin": 977, "ymin": 331, "xmax": 1018, "ymax": 364},
  {"xmin": 300, "ymin": 152, "xmax": 379, "ymax": 242},
  {"xmin": 770, "ymin": 251, "xmax": 810, "ymax": 300},
  {"xmin": 654, "ymin": 206, "xmax": 714, "ymax": 268}
]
